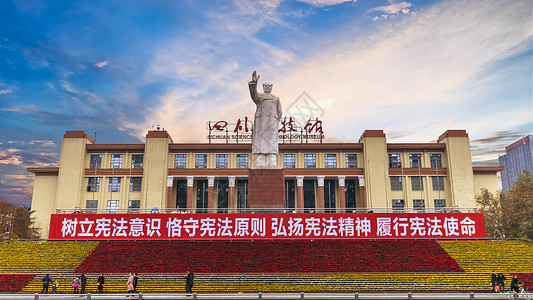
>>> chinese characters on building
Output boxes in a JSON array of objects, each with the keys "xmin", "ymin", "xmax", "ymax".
[
  {"xmin": 51, "ymin": 213, "xmax": 485, "ymax": 240},
  {"xmin": 206, "ymin": 117, "xmax": 325, "ymax": 141}
]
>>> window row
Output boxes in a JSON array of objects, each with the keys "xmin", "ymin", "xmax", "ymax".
[
  {"xmin": 390, "ymin": 176, "xmax": 444, "ymax": 191},
  {"xmin": 86, "ymin": 200, "xmax": 140, "ymax": 212},
  {"xmin": 392, "ymin": 199, "xmax": 447, "ymax": 212},
  {"xmin": 174, "ymin": 153, "xmax": 359, "ymax": 169},
  {"xmin": 89, "ymin": 154, "xmax": 143, "ymax": 169},
  {"xmin": 87, "ymin": 177, "xmax": 142, "ymax": 192},
  {"xmin": 389, "ymin": 153, "xmax": 442, "ymax": 168}
]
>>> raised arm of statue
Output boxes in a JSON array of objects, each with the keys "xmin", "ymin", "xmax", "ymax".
[{"xmin": 249, "ymin": 70, "xmax": 260, "ymax": 104}]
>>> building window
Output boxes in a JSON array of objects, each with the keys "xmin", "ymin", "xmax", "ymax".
[
  {"xmin": 216, "ymin": 154, "xmax": 228, "ymax": 168},
  {"xmin": 411, "ymin": 176, "xmax": 423, "ymax": 191},
  {"xmin": 430, "ymin": 153, "xmax": 442, "ymax": 168},
  {"xmin": 110, "ymin": 154, "xmax": 123, "ymax": 168},
  {"xmin": 128, "ymin": 200, "xmax": 140, "ymax": 212},
  {"xmin": 346, "ymin": 154, "xmax": 357, "ymax": 168},
  {"xmin": 284, "ymin": 154, "xmax": 295, "ymax": 168},
  {"xmin": 324, "ymin": 154, "xmax": 337, "ymax": 168},
  {"xmin": 175, "ymin": 154, "xmax": 187, "ymax": 168},
  {"xmin": 304, "ymin": 154, "xmax": 316, "ymax": 168},
  {"xmin": 86, "ymin": 200, "xmax": 98, "ymax": 213},
  {"xmin": 130, "ymin": 177, "xmax": 142, "ymax": 192},
  {"xmin": 87, "ymin": 177, "xmax": 100, "ymax": 192},
  {"xmin": 195, "ymin": 154, "xmax": 207, "ymax": 168},
  {"xmin": 392, "ymin": 199, "xmax": 405, "ymax": 212},
  {"xmin": 410, "ymin": 153, "xmax": 422, "ymax": 168},
  {"xmin": 131, "ymin": 154, "xmax": 143, "ymax": 168},
  {"xmin": 236, "ymin": 154, "xmax": 248, "ymax": 168},
  {"xmin": 389, "ymin": 154, "xmax": 401, "ymax": 168},
  {"xmin": 107, "ymin": 200, "xmax": 119, "ymax": 213},
  {"xmin": 390, "ymin": 176, "xmax": 403, "ymax": 191},
  {"xmin": 434, "ymin": 199, "xmax": 446, "ymax": 212},
  {"xmin": 432, "ymin": 176, "xmax": 444, "ymax": 191},
  {"xmin": 90, "ymin": 155, "xmax": 102, "ymax": 168},
  {"xmin": 109, "ymin": 177, "xmax": 121, "ymax": 192},
  {"xmin": 413, "ymin": 199, "xmax": 425, "ymax": 212}
]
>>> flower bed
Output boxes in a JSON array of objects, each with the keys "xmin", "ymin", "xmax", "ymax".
[
  {"xmin": 0, "ymin": 274, "xmax": 35, "ymax": 292},
  {"xmin": 438, "ymin": 241, "xmax": 533, "ymax": 272},
  {"xmin": 76, "ymin": 240, "xmax": 463, "ymax": 274}
]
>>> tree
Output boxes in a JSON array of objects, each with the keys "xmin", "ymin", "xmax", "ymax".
[
  {"xmin": 504, "ymin": 170, "xmax": 533, "ymax": 239},
  {"xmin": 476, "ymin": 189, "xmax": 505, "ymax": 238},
  {"xmin": 0, "ymin": 198, "xmax": 40, "ymax": 240},
  {"xmin": 476, "ymin": 170, "xmax": 533, "ymax": 239}
]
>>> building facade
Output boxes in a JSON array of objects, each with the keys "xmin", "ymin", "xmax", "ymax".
[
  {"xmin": 499, "ymin": 135, "xmax": 533, "ymax": 191},
  {"xmin": 28, "ymin": 129, "xmax": 502, "ymax": 238}
]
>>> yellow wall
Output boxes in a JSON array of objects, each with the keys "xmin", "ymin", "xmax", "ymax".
[
  {"xmin": 441, "ymin": 136, "xmax": 475, "ymax": 208},
  {"xmin": 361, "ymin": 135, "xmax": 388, "ymax": 209},
  {"xmin": 143, "ymin": 135, "xmax": 171, "ymax": 209},
  {"xmin": 30, "ymin": 175, "xmax": 58, "ymax": 239},
  {"xmin": 56, "ymin": 137, "xmax": 91, "ymax": 208},
  {"xmin": 474, "ymin": 174, "xmax": 500, "ymax": 196}
]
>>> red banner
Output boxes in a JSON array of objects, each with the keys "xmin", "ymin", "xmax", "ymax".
[{"xmin": 49, "ymin": 213, "xmax": 486, "ymax": 240}]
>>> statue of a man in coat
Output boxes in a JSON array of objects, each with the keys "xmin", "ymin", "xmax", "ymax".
[{"xmin": 249, "ymin": 71, "xmax": 282, "ymax": 166}]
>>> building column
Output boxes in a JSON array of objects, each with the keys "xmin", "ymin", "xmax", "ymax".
[
  {"xmin": 296, "ymin": 176, "xmax": 304, "ymax": 213},
  {"xmin": 317, "ymin": 176, "xmax": 325, "ymax": 213},
  {"xmin": 338, "ymin": 176, "xmax": 346, "ymax": 213},
  {"xmin": 208, "ymin": 176, "xmax": 215, "ymax": 212},
  {"xmin": 166, "ymin": 176, "xmax": 174, "ymax": 209},
  {"xmin": 228, "ymin": 176, "xmax": 236, "ymax": 212},
  {"xmin": 186, "ymin": 176, "xmax": 194, "ymax": 213},
  {"xmin": 358, "ymin": 176, "xmax": 366, "ymax": 211}
]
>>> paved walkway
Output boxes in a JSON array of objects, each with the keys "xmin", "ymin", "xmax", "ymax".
[{"xmin": 0, "ymin": 293, "xmax": 528, "ymax": 300}]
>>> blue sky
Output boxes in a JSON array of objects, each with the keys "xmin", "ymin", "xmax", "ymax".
[{"xmin": 0, "ymin": 0, "xmax": 532, "ymax": 207}]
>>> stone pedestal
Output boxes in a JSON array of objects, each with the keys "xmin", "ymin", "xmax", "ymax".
[{"xmin": 248, "ymin": 169, "xmax": 285, "ymax": 211}]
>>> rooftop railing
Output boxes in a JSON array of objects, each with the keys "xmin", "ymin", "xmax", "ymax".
[{"xmin": 55, "ymin": 207, "xmax": 478, "ymax": 214}]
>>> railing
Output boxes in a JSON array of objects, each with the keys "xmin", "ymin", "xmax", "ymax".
[{"xmin": 55, "ymin": 207, "xmax": 478, "ymax": 214}]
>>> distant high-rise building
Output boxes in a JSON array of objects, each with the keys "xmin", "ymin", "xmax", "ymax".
[{"xmin": 499, "ymin": 135, "xmax": 533, "ymax": 191}]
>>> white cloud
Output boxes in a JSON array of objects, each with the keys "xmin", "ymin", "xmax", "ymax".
[
  {"xmin": 0, "ymin": 149, "xmax": 23, "ymax": 165},
  {"xmin": 0, "ymin": 89, "xmax": 12, "ymax": 95},
  {"xmin": 297, "ymin": 0, "xmax": 355, "ymax": 6},
  {"xmin": 121, "ymin": 0, "xmax": 531, "ymax": 164},
  {"xmin": 271, "ymin": 0, "xmax": 532, "ymax": 147},
  {"xmin": 30, "ymin": 140, "xmax": 56, "ymax": 147},
  {"xmin": 369, "ymin": 1, "xmax": 412, "ymax": 20},
  {"xmin": 95, "ymin": 60, "xmax": 109, "ymax": 68}
]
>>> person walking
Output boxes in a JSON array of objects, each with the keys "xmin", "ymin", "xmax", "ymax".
[
  {"xmin": 52, "ymin": 280, "xmax": 58, "ymax": 294},
  {"xmin": 127, "ymin": 273, "xmax": 135, "ymax": 295},
  {"xmin": 96, "ymin": 273, "xmax": 105, "ymax": 293},
  {"xmin": 491, "ymin": 271, "xmax": 497, "ymax": 292},
  {"xmin": 184, "ymin": 270, "xmax": 194, "ymax": 294},
  {"xmin": 41, "ymin": 274, "xmax": 53, "ymax": 294},
  {"xmin": 498, "ymin": 273, "xmax": 506, "ymax": 292},
  {"xmin": 71, "ymin": 276, "xmax": 81, "ymax": 294},
  {"xmin": 80, "ymin": 273, "xmax": 88, "ymax": 294},
  {"xmin": 511, "ymin": 275, "xmax": 522, "ymax": 293},
  {"xmin": 133, "ymin": 273, "xmax": 139, "ymax": 293}
]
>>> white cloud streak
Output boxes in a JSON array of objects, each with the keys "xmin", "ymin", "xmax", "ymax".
[
  {"xmin": 94, "ymin": 60, "xmax": 109, "ymax": 68},
  {"xmin": 119, "ymin": 0, "xmax": 531, "ymax": 167},
  {"xmin": 297, "ymin": 0, "xmax": 355, "ymax": 6}
]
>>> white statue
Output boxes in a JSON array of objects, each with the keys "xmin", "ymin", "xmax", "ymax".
[{"xmin": 249, "ymin": 71, "xmax": 282, "ymax": 166}]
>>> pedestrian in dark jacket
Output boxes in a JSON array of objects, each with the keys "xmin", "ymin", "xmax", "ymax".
[
  {"xmin": 80, "ymin": 273, "xmax": 88, "ymax": 294},
  {"xmin": 511, "ymin": 275, "xmax": 522, "ymax": 293},
  {"xmin": 185, "ymin": 270, "xmax": 194, "ymax": 294},
  {"xmin": 491, "ymin": 271, "xmax": 497, "ymax": 292},
  {"xmin": 498, "ymin": 273, "xmax": 506, "ymax": 292},
  {"xmin": 96, "ymin": 273, "xmax": 105, "ymax": 293},
  {"xmin": 133, "ymin": 273, "xmax": 139, "ymax": 293},
  {"xmin": 41, "ymin": 274, "xmax": 53, "ymax": 294}
]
